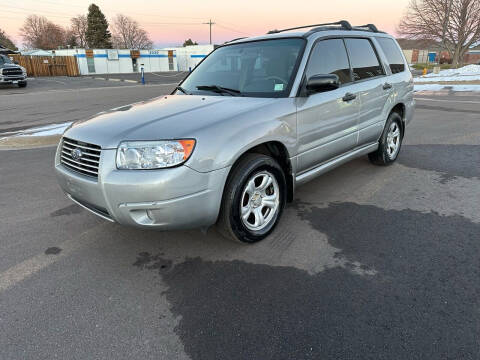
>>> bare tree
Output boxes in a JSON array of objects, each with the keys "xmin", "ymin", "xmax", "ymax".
[
  {"xmin": 71, "ymin": 15, "xmax": 88, "ymax": 48},
  {"xmin": 20, "ymin": 15, "xmax": 48, "ymax": 49},
  {"xmin": 111, "ymin": 14, "xmax": 153, "ymax": 49},
  {"xmin": 19, "ymin": 15, "xmax": 67, "ymax": 50},
  {"xmin": 398, "ymin": 0, "xmax": 480, "ymax": 66}
]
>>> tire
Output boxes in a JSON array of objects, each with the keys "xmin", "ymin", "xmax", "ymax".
[
  {"xmin": 217, "ymin": 153, "xmax": 286, "ymax": 244},
  {"xmin": 18, "ymin": 82, "xmax": 27, "ymax": 88},
  {"xmin": 368, "ymin": 112, "xmax": 403, "ymax": 166}
]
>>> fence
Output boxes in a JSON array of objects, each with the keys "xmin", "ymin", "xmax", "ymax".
[{"xmin": 8, "ymin": 55, "xmax": 80, "ymax": 77}]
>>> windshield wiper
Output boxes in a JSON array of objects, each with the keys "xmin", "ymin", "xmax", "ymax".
[
  {"xmin": 196, "ymin": 85, "xmax": 242, "ymax": 96},
  {"xmin": 175, "ymin": 86, "xmax": 190, "ymax": 95}
]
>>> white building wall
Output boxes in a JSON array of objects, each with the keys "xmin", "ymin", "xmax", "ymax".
[
  {"xmin": 54, "ymin": 48, "xmax": 177, "ymax": 75},
  {"xmin": 163, "ymin": 45, "xmax": 214, "ymax": 71}
]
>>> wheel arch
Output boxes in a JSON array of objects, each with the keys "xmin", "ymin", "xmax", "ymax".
[{"xmin": 226, "ymin": 141, "xmax": 294, "ymax": 203}]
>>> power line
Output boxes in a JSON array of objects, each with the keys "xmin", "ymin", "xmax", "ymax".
[
  {"xmin": 216, "ymin": 23, "xmax": 252, "ymax": 36},
  {"xmin": 2, "ymin": 5, "xmax": 74, "ymax": 17},
  {"xmin": 203, "ymin": 19, "xmax": 216, "ymax": 44},
  {"xmin": 141, "ymin": 22, "xmax": 203, "ymax": 26},
  {"xmin": 12, "ymin": 0, "xmax": 207, "ymax": 19}
]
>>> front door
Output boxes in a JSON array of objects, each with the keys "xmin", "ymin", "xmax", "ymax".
[{"xmin": 296, "ymin": 38, "xmax": 360, "ymax": 174}]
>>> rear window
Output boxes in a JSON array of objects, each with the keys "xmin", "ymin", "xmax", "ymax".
[
  {"xmin": 344, "ymin": 38, "xmax": 385, "ymax": 81},
  {"xmin": 376, "ymin": 37, "xmax": 406, "ymax": 74}
]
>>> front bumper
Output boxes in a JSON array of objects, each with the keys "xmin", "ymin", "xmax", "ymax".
[
  {"xmin": 0, "ymin": 75, "xmax": 27, "ymax": 83},
  {"xmin": 55, "ymin": 142, "xmax": 230, "ymax": 230}
]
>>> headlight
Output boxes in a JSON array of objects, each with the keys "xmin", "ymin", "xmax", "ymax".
[{"xmin": 116, "ymin": 140, "xmax": 196, "ymax": 169}]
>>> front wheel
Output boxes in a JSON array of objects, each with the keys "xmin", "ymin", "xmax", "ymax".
[
  {"xmin": 18, "ymin": 81, "xmax": 27, "ymax": 88},
  {"xmin": 368, "ymin": 112, "xmax": 403, "ymax": 166},
  {"xmin": 217, "ymin": 153, "xmax": 286, "ymax": 244}
]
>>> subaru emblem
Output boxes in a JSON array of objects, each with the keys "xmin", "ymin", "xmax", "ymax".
[{"xmin": 71, "ymin": 148, "xmax": 83, "ymax": 160}]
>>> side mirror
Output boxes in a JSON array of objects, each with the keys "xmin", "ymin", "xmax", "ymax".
[
  {"xmin": 305, "ymin": 74, "xmax": 340, "ymax": 95},
  {"xmin": 14, "ymin": 61, "xmax": 19, "ymax": 65}
]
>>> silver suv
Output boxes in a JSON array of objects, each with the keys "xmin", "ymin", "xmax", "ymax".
[{"xmin": 55, "ymin": 21, "xmax": 414, "ymax": 243}]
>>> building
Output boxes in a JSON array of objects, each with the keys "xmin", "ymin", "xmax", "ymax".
[
  {"xmin": 163, "ymin": 45, "xmax": 214, "ymax": 71},
  {"xmin": 52, "ymin": 48, "xmax": 177, "ymax": 75},
  {"xmin": 22, "ymin": 49, "xmax": 54, "ymax": 56},
  {"xmin": 464, "ymin": 48, "xmax": 480, "ymax": 64},
  {"xmin": 18, "ymin": 44, "xmax": 214, "ymax": 75}
]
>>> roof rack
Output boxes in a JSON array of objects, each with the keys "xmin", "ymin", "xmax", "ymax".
[
  {"xmin": 353, "ymin": 24, "xmax": 379, "ymax": 33},
  {"xmin": 267, "ymin": 20, "xmax": 352, "ymax": 34},
  {"xmin": 267, "ymin": 21, "xmax": 385, "ymax": 37},
  {"xmin": 225, "ymin": 37, "xmax": 247, "ymax": 44}
]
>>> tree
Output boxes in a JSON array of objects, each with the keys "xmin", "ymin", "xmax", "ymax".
[
  {"xmin": 65, "ymin": 29, "xmax": 78, "ymax": 48},
  {"xmin": 398, "ymin": 0, "xmax": 480, "ymax": 66},
  {"xmin": 0, "ymin": 28, "xmax": 17, "ymax": 51},
  {"xmin": 20, "ymin": 15, "xmax": 67, "ymax": 49},
  {"xmin": 85, "ymin": 4, "xmax": 112, "ymax": 48},
  {"xmin": 183, "ymin": 38, "xmax": 198, "ymax": 47},
  {"xmin": 71, "ymin": 15, "xmax": 88, "ymax": 48},
  {"xmin": 111, "ymin": 14, "xmax": 153, "ymax": 49}
]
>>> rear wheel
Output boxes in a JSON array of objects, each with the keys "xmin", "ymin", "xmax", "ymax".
[
  {"xmin": 368, "ymin": 112, "xmax": 403, "ymax": 166},
  {"xmin": 217, "ymin": 153, "xmax": 286, "ymax": 243}
]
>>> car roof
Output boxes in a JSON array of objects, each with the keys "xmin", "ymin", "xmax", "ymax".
[{"xmin": 226, "ymin": 22, "xmax": 394, "ymax": 45}]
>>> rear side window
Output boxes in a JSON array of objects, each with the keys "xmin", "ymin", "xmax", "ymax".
[
  {"xmin": 344, "ymin": 38, "xmax": 384, "ymax": 81},
  {"xmin": 305, "ymin": 39, "xmax": 352, "ymax": 85},
  {"xmin": 376, "ymin": 38, "xmax": 405, "ymax": 74}
]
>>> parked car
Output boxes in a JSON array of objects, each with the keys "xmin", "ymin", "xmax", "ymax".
[
  {"xmin": 0, "ymin": 55, "xmax": 27, "ymax": 87},
  {"xmin": 55, "ymin": 21, "xmax": 415, "ymax": 243}
]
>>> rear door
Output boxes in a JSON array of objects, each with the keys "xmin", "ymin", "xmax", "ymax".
[
  {"xmin": 296, "ymin": 38, "xmax": 360, "ymax": 173},
  {"xmin": 344, "ymin": 38, "xmax": 391, "ymax": 146}
]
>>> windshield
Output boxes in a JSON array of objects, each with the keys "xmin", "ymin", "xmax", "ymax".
[
  {"xmin": 0, "ymin": 55, "xmax": 13, "ymax": 66},
  {"xmin": 179, "ymin": 38, "xmax": 305, "ymax": 98}
]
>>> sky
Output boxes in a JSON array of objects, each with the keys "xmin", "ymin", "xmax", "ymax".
[{"xmin": 1, "ymin": 0, "xmax": 411, "ymax": 49}]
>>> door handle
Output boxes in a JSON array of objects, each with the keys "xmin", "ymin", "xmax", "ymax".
[
  {"xmin": 383, "ymin": 82, "xmax": 393, "ymax": 90},
  {"xmin": 342, "ymin": 93, "xmax": 356, "ymax": 102}
]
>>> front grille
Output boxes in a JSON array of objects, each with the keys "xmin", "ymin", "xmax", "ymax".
[
  {"xmin": 2, "ymin": 68, "xmax": 23, "ymax": 76},
  {"xmin": 60, "ymin": 137, "xmax": 101, "ymax": 178}
]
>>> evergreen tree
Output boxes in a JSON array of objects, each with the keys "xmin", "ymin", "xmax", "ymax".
[
  {"xmin": 0, "ymin": 28, "xmax": 17, "ymax": 51},
  {"xmin": 183, "ymin": 38, "xmax": 198, "ymax": 47},
  {"xmin": 85, "ymin": 4, "xmax": 112, "ymax": 48}
]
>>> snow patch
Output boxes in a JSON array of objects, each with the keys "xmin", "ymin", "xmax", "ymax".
[
  {"xmin": 416, "ymin": 64, "xmax": 480, "ymax": 82},
  {"xmin": 1, "ymin": 122, "xmax": 72, "ymax": 139}
]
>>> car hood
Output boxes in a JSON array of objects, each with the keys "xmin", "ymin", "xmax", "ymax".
[
  {"xmin": 65, "ymin": 95, "xmax": 278, "ymax": 149},
  {"xmin": 1, "ymin": 63, "xmax": 22, "ymax": 70}
]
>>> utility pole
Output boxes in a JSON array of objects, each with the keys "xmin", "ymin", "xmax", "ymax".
[{"xmin": 203, "ymin": 19, "xmax": 215, "ymax": 44}]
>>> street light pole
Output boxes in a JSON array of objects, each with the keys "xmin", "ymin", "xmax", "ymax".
[{"xmin": 203, "ymin": 19, "xmax": 215, "ymax": 44}]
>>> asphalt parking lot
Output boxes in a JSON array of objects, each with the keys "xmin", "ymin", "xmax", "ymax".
[
  {"xmin": 1, "ymin": 80, "xmax": 480, "ymax": 359},
  {"xmin": 0, "ymin": 72, "xmax": 186, "ymax": 134}
]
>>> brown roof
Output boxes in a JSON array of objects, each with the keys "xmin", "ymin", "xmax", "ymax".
[{"xmin": 396, "ymin": 38, "xmax": 443, "ymax": 50}]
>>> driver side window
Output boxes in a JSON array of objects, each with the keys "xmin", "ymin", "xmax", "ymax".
[{"xmin": 305, "ymin": 39, "xmax": 352, "ymax": 85}]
